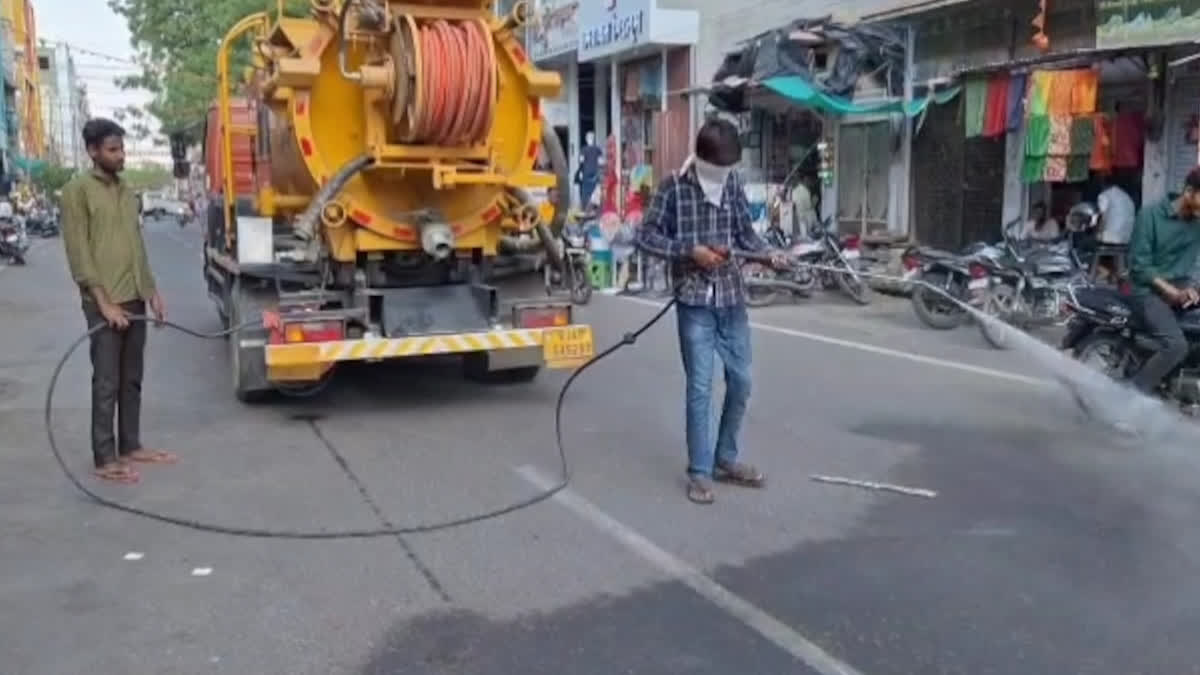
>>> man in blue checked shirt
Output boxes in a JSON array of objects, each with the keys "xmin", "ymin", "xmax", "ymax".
[{"xmin": 637, "ymin": 118, "xmax": 787, "ymax": 505}]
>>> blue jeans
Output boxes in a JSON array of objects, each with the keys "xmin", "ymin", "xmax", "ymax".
[
  {"xmin": 676, "ymin": 303, "xmax": 752, "ymax": 478},
  {"xmin": 579, "ymin": 178, "xmax": 598, "ymax": 207}
]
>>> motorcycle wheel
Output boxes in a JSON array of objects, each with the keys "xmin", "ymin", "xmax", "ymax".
[
  {"xmin": 742, "ymin": 262, "xmax": 779, "ymax": 308},
  {"xmin": 569, "ymin": 258, "xmax": 593, "ymax": 305},
  {"xmin": 1067, "ymin": 332, "xmax": 1143, "ymax": 422},
  {"xmin": 910, "ymin": 271, "xmax": 967, "ymax": 330},
  {"xmin": 978, "ymin": 284, "xmax": 1020, "ymax": 350},
  {"xmin": 833, "ymin": 266, "xmax": 872, "ymax": 305}
]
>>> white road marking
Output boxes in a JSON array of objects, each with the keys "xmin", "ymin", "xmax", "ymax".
[
  {"xmin": 191, "ymin": 567, "xmax": 213, "ymax": 577},
  {"xmin": 515, "ymin": 464, "xmax": 865, "ymax": 675},
  {"xmin": 616, "ymin": 295, "xmax": 1050, "ymax": 388},
  {"xmin": 122, "ymin": 551, "xmax": 144, "ymax": 561}
]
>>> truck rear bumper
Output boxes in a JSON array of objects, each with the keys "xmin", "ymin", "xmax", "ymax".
[{"xmin": 263, "ymin": 324, "xmax": 595, "ymax": 371}]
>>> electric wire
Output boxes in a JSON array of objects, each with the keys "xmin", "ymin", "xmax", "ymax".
[{"xmin": 44, "ymin": 301, "xmax": 676, "ymax": 539}]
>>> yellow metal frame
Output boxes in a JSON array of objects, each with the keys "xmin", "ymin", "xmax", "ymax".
[
  {"xmin": 264, "ymin": 324, "xmax": 594, "ymax": 369},
  {"xmin": 218, "ymin": 12, "xmax": 271, "ymax": 249}
]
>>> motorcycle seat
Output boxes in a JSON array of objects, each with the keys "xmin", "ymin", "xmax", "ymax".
[
  {"xmin": 1073, "ymin": 286, "xmax": 1135, "ymax": 319},
  {"xmin": 920, "ymin": 247, "xmax": 958, "ymax": 259}
]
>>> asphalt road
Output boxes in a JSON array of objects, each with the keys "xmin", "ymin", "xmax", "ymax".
[{"xmin": 4, "ymin": 218, "xmax": 1200, "ymax": 674}]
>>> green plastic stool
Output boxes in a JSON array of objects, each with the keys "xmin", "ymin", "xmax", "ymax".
[{"xmin": 589, "ymin": 260, "xmax": 612, "ymax": 289}]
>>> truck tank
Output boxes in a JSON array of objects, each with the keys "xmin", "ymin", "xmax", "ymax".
[{"xmin": 204, "ymin": 0, "xmax": 590, "ymax": 402}]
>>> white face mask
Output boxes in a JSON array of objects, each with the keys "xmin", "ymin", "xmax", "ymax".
[
  {"xmin": 692, "ymin": 157, "xmax": 737, "ymax": 206},
  {"xmin": 585, "ymin": 132, "xmax": 595, "ymax": 146}
]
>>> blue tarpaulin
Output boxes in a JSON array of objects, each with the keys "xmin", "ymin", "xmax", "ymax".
[{"xmin": 761, "ymin": 76, "xmax": 961, "ymax": 117}]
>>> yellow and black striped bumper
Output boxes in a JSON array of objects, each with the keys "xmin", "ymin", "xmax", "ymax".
[{"xmin": 264, "ymin": 324, "xmax": 594, "ymax": 370}]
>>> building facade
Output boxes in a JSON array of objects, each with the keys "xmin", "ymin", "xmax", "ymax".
[
  {"xmin": 37, "ymin": 43, "xmax": 87, "ymax": 168},
  {"xmin": 3, "ymin": 0, "xmax": 42, "ymax": 162}
]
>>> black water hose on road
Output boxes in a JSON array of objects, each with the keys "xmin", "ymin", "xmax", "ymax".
[{"xmin": 45, "ymin": 301, "xmax": 677, "ymax": 539}]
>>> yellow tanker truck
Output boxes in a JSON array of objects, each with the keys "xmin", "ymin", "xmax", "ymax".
[{"xmin": 202, "ymin": 0, "xmax": 592, "ymax": 401}]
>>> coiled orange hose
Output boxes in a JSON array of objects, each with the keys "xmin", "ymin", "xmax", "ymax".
[{"xmin": 396, "ymin": 17, "xmax": 496, "ymax": 146}]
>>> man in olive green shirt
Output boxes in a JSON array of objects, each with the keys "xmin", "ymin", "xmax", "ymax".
[
  {"xmin": 62, "ymin": 118, "xmax": 175, "ymax": 484},
  {"xmin": 1126, "ymin": 166, "xmax": 1200, "ymax": 394}
]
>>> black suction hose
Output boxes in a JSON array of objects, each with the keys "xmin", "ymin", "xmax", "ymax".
[{"xmin": 45, "ymin": 301, "xmax": 676, "ymax": 539}]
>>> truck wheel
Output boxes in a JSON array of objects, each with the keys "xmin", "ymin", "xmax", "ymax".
[
  {"xmin": 462, "ymin": 352, "xmax": 541, "ymax": 384},
  {"xmin": 228, "ymin": 280, "xmax": 276, "ymax": 403}
]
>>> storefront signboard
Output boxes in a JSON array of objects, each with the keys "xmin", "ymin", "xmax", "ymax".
[
  {"xmin": 578, "ymin": 0, "xmax": 650, "ymax": 62},
  {"xmin": 1097, "ymin": 0, "xmax": 1200, "ymax": 49},
  {"xmin": 528, "ymin": 0, "xmax": 579, "ymax": 62}
]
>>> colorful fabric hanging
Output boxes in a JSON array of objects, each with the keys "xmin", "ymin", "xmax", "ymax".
[
  {"xmin": 1070, "ymin": 69, "xmax": 1098, "ymax": 114},
  {"xmin": 1048, "ymin": 71, "xmax": 1076, "ymax": 115},
  {"xmin": 1090, "ymin": 114, "xmax": 1113, "ymax": 172},
  {"xmin": 1069, "ymin": 116, "xmax": 1095, "ymax": 156},
  {"xmin": 1113, "ymin": 113, "xmax": 1145, "ymax": 168},
  {"xmin": 1047, "ymin": 115, "xmax": 1072, "ymax": 155},
  {"xmin": 1028, "ymin": 71, "xmax": 1052, "ymax": 116},
  {"xmin": 1006, "ymin": 73, "xmax": 1028, "ymax": 132},
  {"xmin": 1067, "ymin": 155, "xmax": 1091, "ymax": 182},
  {"xmin": 1043, "ymin": 156, "xmax": 1068, "ymax": 182},
  {"xmin": 1025, "ymin": 115, "xmax": 1051, "ymax": 156},
  {"xmin": 964, "ymin": 77, "xmax": 988, "ymax": 137},
  {"xmin": 1023, "ymin": 155, "xmax": 1048, "ymax": 182},
  {"xmin": 983, "ymin": 75, "xmax": 1010, "ymax": 137}
]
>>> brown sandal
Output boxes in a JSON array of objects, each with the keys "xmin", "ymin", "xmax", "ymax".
[
  {"xmin": 94, "ymin": 463, "xmax": 139, "ymax": 484},
  {"xmin": 686, "ymin": 476, "xmax": 715, "ymax": 504},
  {"xmin": 122, "ymin": 449, "xmax": 179, "ymax": 465},
  {"xmin": 714, "ymin": 462, "xmax": 766, "ymax": 488}
]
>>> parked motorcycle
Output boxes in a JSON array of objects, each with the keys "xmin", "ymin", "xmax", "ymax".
[
  {"xmin": 904, "ymin": 241, "xmax": 1003, "ymax": 330},
  {"xmin": 976, "ymin": 215, "xmax": 1090, "ymax": 349},
  {"xmin": 1061, "ymin": 283, "xmax": 1200, "ymax": 414},
  {"xmin": 543, "ymin": 220, "xmax": 592, "ymax": 305},
  {"xmin": 25, "ymin": 205, "xmax": 58, "ymax": 238},
  {"xmin": 742, "ymin": 218, "xmax": 871, "ymax": 307}
]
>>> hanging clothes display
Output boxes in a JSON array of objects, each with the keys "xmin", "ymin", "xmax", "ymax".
[
  {"xmin": 1028, "ymin": 71, "xmax": 1052, "ymax": 116},
  {"xmin": 1006, "ymin": 73, "xmax": 1028, "ymax": 132},
  {"xmin": 1048, "ymin": 71, "xmax": 1076, "ymax": 115},
  {"xmin": 983, "ymin": 75, "xmax": 1010, "ymax": 137},
  {"xmin": 1070, "ymin": 69, "xmax": 1099, "ymax": 114},
  {"xmin": 964, "ymin": 77, "xmax": 988, "ymax": 137},
  {"xmin": 1090, "ymin": 113, "xmax": 1113, "ymax": 172},
  {"xmin": 1113, "ymin": 112, "xmax": 1145, "ymax": 168},
  {"xmin": 1023, "ymin": 114, "xmax": 1051, "ymax": 182}
]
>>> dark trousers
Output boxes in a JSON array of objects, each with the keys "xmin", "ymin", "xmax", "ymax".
[
  {"xmin": 1131, "ymin": 292, "xmax": 1189, "ymax": 394},
  {"xmin": 83, "ymin": 299, "xmax": 147, "ymax": 467}
]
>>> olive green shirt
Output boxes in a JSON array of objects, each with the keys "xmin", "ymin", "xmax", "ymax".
[{"xmin": 61, "ymin": 169, "xmax": 156, "ymax": 304}]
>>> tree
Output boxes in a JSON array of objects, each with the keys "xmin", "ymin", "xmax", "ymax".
[
  {"xmin": 122, "ymin": 164, "xmax": 174, "ymax": 191},
  {"xmin": 109, "ymin": 0, "xmax": 309, "ymax": 143},
  {"xmin": 30, "ymin": 164, "xmax": 75, "ymax": 194}
]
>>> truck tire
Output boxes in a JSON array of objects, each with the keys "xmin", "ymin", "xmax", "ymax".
[
  {"xmin": 462, "ymin": 352, "xmax": 541, "ymax": 384},
  {"xmin": 227, "ymin": 279, "xmax": 275, "ymax": 403}
]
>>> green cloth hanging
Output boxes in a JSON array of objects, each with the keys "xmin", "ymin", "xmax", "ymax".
[
  {"xmin": 964, "ymin": 78, "xmax": 988, "ymax": 137},
  {"xmin": 1025, "ymin": 115, "xmax": 1051, "ymax": 156},
  {"xmin": 1069, "ymin": 116, "xmax": 1095, "ymax": 156},
  {"xmin": 1067, "ymin": 155, "xmax": 1090, "ymax": 182},
  {"xmin": 1022, "ymin": 155, "xmax": 1048, "ymax": 182}
]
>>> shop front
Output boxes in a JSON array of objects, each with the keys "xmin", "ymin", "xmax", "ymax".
[
  {"xmin": 527, "ymin": 0, "xmax": 580, "ymax": 208},
  {"xmin": 576, "ymin": 0, "xmax": 698, "ymax": 217}
]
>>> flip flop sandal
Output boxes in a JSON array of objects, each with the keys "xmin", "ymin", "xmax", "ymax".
[
  {"xmin": 714, "ymin": 462, "xmax": 766, "ymax": 488},
  {"xmin": 95, "ymin": 464, "xmax": 139, "ymax": 484},
  {"xmin": 686, "ymin": 477, "xmax": 715, "ymax": 505},
  {"xmin": 123, "ymin": 450, "xmax": 179, "ymax": 464}
]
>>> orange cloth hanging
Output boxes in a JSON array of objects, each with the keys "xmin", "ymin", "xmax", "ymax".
[
  {"xmin": 1070, "ymin": 69, "xmax": 1098, "ymax": 114},
  {"xmin": 1047, "ymin": 70, "xmax": 1076, "ymax": 115}
]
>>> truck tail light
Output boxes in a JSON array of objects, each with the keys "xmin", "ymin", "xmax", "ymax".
[
  {"xmin": 281, "ymin": 320, "xmax": 345, "ymax": 343},
  {"xmin": 514, "ymin": 305, "xmax": 571, "ymax": 328}
]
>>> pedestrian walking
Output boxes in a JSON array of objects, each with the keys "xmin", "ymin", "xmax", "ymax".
[
  {"xmin": 636, "ymin": 118, "xmax": 785, "ymax": 504},
  {"xmin": 61, "ymin": 118, "xmax": 177, "ymax": 484}
]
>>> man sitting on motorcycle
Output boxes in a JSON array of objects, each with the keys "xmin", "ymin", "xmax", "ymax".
[{"xmin": 1127, "ymin": 167, "xmax": 1200, "ymax": 393}]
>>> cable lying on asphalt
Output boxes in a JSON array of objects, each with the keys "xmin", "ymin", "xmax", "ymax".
[
  {"xmin": 45, "ymin": 303, "xmax": 676, "ymax": 539},
  {"xmin": 43, "ymin": 256, "xmax": 1192, "ymax": 539}
]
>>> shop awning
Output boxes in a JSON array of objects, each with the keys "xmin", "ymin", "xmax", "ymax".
[{"xmin": 759, "ymin": 75, "xmax": 960, "ymax": 117}]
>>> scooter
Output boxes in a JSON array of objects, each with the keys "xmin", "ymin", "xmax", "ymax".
[
  {"xmin": 543, "ymin": 220, "xmax": 593, "ymax": 305},
  {"xmin": 0, "ymin": 216, "xmax": 29, "ymax": 265}
]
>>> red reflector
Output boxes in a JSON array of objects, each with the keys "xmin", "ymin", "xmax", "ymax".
[
  {"xmin": 842, "ymin": 235, "xmax": 861, "ymax": 249},
  {"xmin": 515, "ymin": 306, "xmax": 570, "ymax": 328},
  {"xmin": 969, "ymin": 263, "xmax": 988, "ymax": 279},
  {"xmin": 284, "ymin": 320, "xmax": 345, "ymax": 343},
  {"xmin": 901, "ymin": 254, "xmax": 919, "ymax": 271}
]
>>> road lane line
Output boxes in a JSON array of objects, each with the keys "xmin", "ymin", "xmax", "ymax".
[
  {"xmin": 615, "ymin": 295, "xmax": 1049, "ymax": 388},
  {"xmin": 515, "ymin": 464, "xmax": 865, "ymax": 675}
]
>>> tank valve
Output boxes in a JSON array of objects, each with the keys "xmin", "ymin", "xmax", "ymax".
[{"xmin": 420, "ymin": 221, "xmax": 455, "ymax": 261}]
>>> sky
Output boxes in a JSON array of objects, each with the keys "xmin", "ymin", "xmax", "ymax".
[{"xmin": 35, "ymin": 0, "xmax": 167, "ymax": 164}]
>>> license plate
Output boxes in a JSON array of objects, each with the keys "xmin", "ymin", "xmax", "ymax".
[
  {"xmin": 542, "ymin": 325, "xmax": 595, "ymax": 369},
  {"xmin": 968, "ymin": 278, "xmax": 989, "ymax": 290},
  {"xmin": 841, "ymin": 249, "xmax": 860, "ymax": 260}
]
